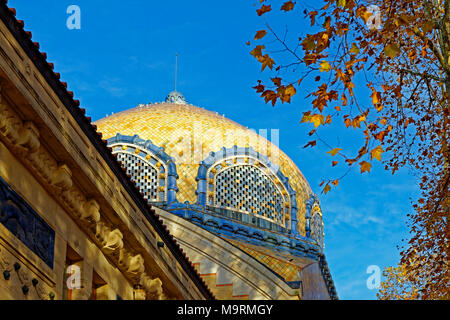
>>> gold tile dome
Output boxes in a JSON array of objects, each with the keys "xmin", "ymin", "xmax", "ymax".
[{"xmin": 94, "ymin": 99, "xmax": 312, "ymax": 236}]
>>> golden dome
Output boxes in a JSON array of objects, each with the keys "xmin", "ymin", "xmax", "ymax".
[{"xmin": 94, "ymin": 102, "xmax": 312, "ymax": 236}]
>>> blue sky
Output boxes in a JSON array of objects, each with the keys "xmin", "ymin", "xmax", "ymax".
[{"xmin": 9, "ymin": 0, "xmax": 420, "ymax": 299}]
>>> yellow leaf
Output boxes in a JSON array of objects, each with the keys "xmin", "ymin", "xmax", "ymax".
[
  {"xmin": 370, "ymin": 145, "xmax": 384, "ymax": 161},
  {"xmin": 360, "ymin": 161, "xmax": 372, "ymax": 173},
  {"xmin": 371, "ymin": 90, "xmax": 380, "ymax": 105},
  {"xmin": 385, "ymin": 43, "xmax": 400, "ymax": 58},
  {"xmin": 319, "ymin": 60, "xmax": 331, "ymax": 72},
  {"xmin": 332, "ymin": 179, "xmax": 339, "ymax": 186},
  {"xmin": 285, "ymin": 84, "xmax": 296, "ymax": 97},
  {"xmin": 327, "ymin": 147, "xmax": 342, "ymax": 156},
  {"xmin": 254, "ymin": 30, "xmax": 267, "ymax": 40},
  {"xmin": 350, "ymin": 43, "xmax": 360, "ymax": 54},
  {"xmin": 323, "ymin": 183, "xmax": 331, "ymax": 194},
  {"xmin": 337, "ymin": 0, "xmax": 346, "ymax": 7},
  {"xmin": 361, "ymin": 9, "xmax": 372, "ymax": 23},
  {"xmin": 310, "ymin": 114, "xmax": 324, "ymax": 128}
]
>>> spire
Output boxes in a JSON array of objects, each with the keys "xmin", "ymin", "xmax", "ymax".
[
  {"xmin": 165, "ymin": 53, "xmax": 187, "ymax": 104},
  {"xmin": 174, "ymin": 53, "xmax": 178, "ymax": 92}
]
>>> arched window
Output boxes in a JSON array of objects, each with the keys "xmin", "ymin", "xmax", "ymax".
[
  {"xmin": 107, "ymin": 134, "xmax": 178, "ymax": 204},
  {"xmin": 114, "ymin": 151, "xmax": 160, "ymax": 202},
  {"xmin": 213, "ymin": 163, "xmax": 286, "ymax": 225},
  {"xmin": 196, "ymin": 147, "xmax": 294, "ymax": 229}
]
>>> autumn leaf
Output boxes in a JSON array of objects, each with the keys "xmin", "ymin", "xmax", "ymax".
[
  {"xmin": 271, "ymin": 77, "xmax": 282, "ymax": 86},
  {"xmin": 350, "ymin": 43, "xmax": 360, "ymax": 54},
  {"xmin": 327, "ymin": 147, "xmax": 342, "ymax": 156},
  {"xmin": 323, "ymin": 183, "xmax": 331, "ymax": 194},
  {"xmin": 281, "ymin": 1, "xmax": 295, "ymax": 12},
  {"xmin": 256, "ymin": 4, "xmax": 271, "ymax": 16},
  {"xmin": 281, "ymin": 84, "xmax": 296, "ymax": 102},
  {"xmin": 259, "ymin": 54, "xmax": 275, "ymax": 71},
  {"xmin": 254, "ymin": 30, "xmax": 267, "ymax": 40},
  {"xmin": 303, "ymin": 140, "xmax": 316, "ymax": 148},
  {"xmin": 385, "ymin": 43, "xmax": 400, "ymax": 58},
  {"xmin": 319, "ymin": 60, "xmax": 332, "ymax": 72},
  {"xmin": 301, "ymin": 38, "xmax": 316, "ymax": 51},
  {"xmin": 253, "ymin": 85, "xmax": 264, "ymax": 94},
  {"xmin": 371, "ymin": 90, "xmax": 381, "ymax": 105},
  {"xmin": 359, "ymin": 161, "xmax": 372, "ymax": 173},
  {"xmin": 360, "ymin": 8, "xmax": 373, "ymax": 23},
  {"xmin": 344, "ymin": 118, "xmax": 352, "ymax": 127},
  {"xmin": 337, "ymin": 0, "xmax": 346, "ymax": 8},
  {"xmin": 332, "ymin": 160, "xmax": 338, "ymax": 167},
  {"xmin": 370, "ymin": 145, "xmax": 384, "ymax": 161},
  {"xmin": 300, "ymin": 111, "xmax": 312, "ymax": 123},
  {"xmin": 285, "ymin": 84, "xmax": 296, "ymax": 96},
  {"xmin": 310, "ymin": 114, "xmax": 324, "ymax": 128},
  {"xmin": 250, "ymin": 45, "xmax": 265, "ymax": 59},
  {"xmin": 308, "ymin": 11, "xmax": 318, "ymax": 26},
  {"xmin": 332, "ymin": 179, "xmax": 339, "ymax": 186}
]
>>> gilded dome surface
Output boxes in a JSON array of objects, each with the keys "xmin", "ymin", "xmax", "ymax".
[{"xmin": 94, "ymin": 101, "xmax": 313, "ymax": 235}]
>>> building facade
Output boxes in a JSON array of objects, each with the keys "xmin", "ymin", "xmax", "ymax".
[
  {"xmin": 0, "ymin": 1, "xmax": 337, "ymax": 300},
  {"xmin": 94, "ymin": 92, "xmax": 338, "ymax": 300}
]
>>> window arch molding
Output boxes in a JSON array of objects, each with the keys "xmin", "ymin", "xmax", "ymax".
[
  {"xmin": 107, "ymin": 134, "xmax": 179, "ymax": 205},
  {"xmin": 195, "ymin": 145, "xmax": 298, "ymax": 232}
]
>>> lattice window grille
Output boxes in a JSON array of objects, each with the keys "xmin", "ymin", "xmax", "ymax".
[
  {"xmin": 208, "ymin": 156, "xmax": 289, "ymax": 226},
  {"xmin": 110, "ymin": 144, "xmax": 167, "ymax": 202}
]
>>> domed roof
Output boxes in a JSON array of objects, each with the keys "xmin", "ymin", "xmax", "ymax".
[{"xmin": 94, "ymin": 101, "xmax": 313, "ymax": 236}]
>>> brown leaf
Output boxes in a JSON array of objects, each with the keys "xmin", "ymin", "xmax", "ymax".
[
  {"xmin": 254, "ymin": 30, "xmax": 267, "ymax": 40},
  {"xmin": 303, "ymin": 140, "xmax": 316, "ymax": 148},
  {"xmin": 281, "ymin": 1, "xmax": 295, "ymax": 12},
  {"xmin": 257, "ymin": 4, "xmax": 272, "ymax": 16}
]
